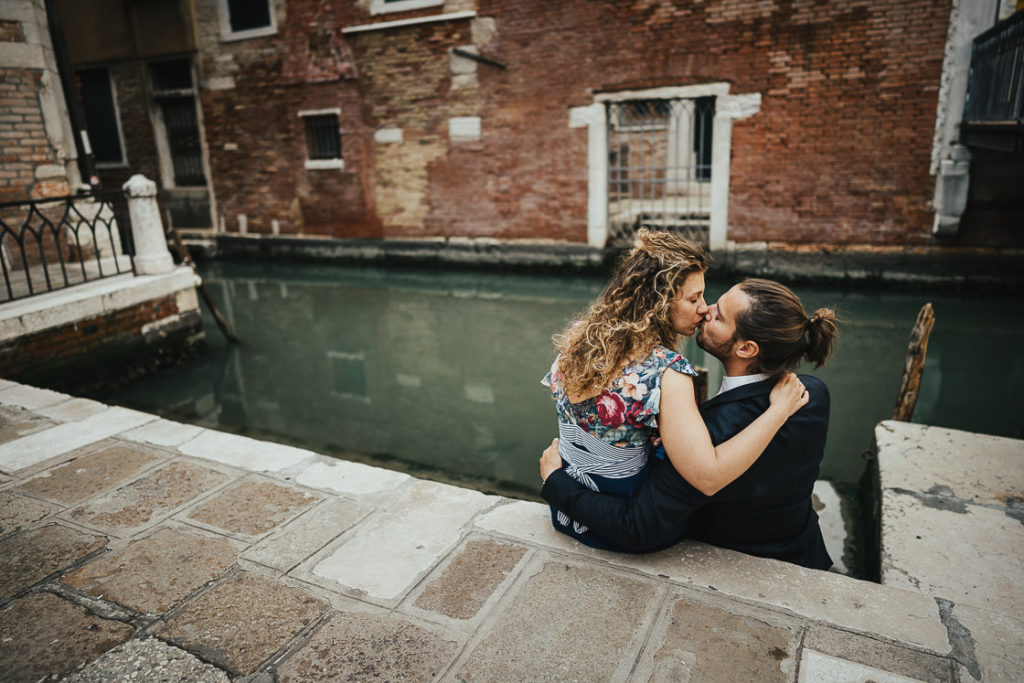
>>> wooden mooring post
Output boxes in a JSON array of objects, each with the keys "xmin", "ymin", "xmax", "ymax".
[
  {"xmin": 168, "ymin": 228, "xmax": 240, "ymax": 345},
  {"xmin": 892, "ymin": 303, "xmax": 934, "ymax": 421}
]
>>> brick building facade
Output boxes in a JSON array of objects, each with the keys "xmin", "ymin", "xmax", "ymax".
[
  {"xmin": 50, "ymin": 0, "xmax": 1023, "ymax": 250},
  {"xmin": 0, "ymin": 2, "xmax": 78, "ymax": 203}
]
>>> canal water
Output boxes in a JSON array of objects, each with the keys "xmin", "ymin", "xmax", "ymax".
[{"xmin": 104, "ymin": 261, "xmax": 1023, "ymax": 500}]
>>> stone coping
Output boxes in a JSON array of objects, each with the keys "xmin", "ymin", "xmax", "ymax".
[
  {"xmin": 0, "ymin": 380, "xmax": 1020, "ymax": 680},
  {"xmin": 0, "ymin": 266, "xmax": 200, "ymax": 342}
]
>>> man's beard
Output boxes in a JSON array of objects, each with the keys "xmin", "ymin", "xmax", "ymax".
[{"xmin": 696, "ymin": 327, "xmax": 735, "ymax": 362}]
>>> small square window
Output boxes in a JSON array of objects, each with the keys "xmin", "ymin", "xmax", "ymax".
[
  {"xmin": 219, "ymin": 0, "xmax": 276, "ymax": 41},
  {"xmin": 300, "ymin": 110, "xmax": 343, "ymax": 170}
]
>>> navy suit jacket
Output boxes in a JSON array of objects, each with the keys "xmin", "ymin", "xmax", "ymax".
[{"xmin": 541, "ymin": 374, "xmax": 832, "ymax": 570}]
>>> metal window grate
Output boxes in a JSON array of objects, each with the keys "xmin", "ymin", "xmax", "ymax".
[
  {"xmin": 303, "ymin": 114, "xmax": 342, "ymax": 160},
  {"xmin": 607, "ymin": 97, "xmax": 715, "ymax": 247},
  {"xmin": 150, "ymin": 60, "xmax": 205, "ymax": 186}
]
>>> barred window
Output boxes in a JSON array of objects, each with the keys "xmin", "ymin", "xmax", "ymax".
[{"xmin": 301, "ymin": 110, "xmax": 343, "ymax": 169}]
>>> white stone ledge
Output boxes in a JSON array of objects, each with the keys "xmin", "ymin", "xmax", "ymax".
[
  {"xmin": 0, "ymin": 266, "xmax": 200, "ymax": 342},
  {"xmin": 342, "ymin": 10, "xmax": 475, "ymax": 34}
]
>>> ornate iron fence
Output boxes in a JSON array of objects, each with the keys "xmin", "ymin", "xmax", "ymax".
[
  {"xmin": 962, "ymin": 9, "xmax": 1024, "ymax": 151},
  {"xmin": 0, "ymin": 191, "xmax": 135, "ymax": 303}
]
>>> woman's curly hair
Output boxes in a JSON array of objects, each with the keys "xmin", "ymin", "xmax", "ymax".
[{"xmin": 554, "ymin": 229, "xmax": 709, "ymax": 398}]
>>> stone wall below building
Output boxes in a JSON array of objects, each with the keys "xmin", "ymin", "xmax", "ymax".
[{"xmin": 0, "ymin": 267, "xmax": 205, "ymax": 396}]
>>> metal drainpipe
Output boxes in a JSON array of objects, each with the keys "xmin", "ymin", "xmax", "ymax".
[{"xmin": 43, "ymin": 0, "xmax": 100, "ymax": 191}]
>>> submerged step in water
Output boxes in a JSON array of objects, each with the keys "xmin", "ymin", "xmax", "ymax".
[{"xmin": 101, "ymin": 260, "xmax": 1024, "ymax": 499}]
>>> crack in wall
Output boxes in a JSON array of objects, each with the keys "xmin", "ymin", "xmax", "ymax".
[{"xmin": 936, "ymin": 597, "xmax": 981, "ymax": 680}]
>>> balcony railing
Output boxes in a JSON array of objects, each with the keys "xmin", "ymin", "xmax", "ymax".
[
  {"xmin": 962, "ymin": 10, "xmax": 1024, "ymax": 151},
  {"xmin": 0, "ymin": 191, "xmax": 135, "ymax": 303}
]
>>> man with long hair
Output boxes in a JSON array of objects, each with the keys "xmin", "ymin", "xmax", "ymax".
[{"xmin": 541, "ymin": 278, "xmax": 838, "ymax": 570}]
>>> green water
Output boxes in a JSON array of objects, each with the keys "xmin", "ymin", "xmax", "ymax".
[{"xmin": 104, "ymin": 261, "xmax": 1024, "ymax": 498}]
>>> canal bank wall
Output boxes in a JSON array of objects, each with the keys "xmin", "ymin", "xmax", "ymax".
[
  {"xmin": 0, "ymin": 380, "xmax": 1021, "ymax": 681},
  {"xmin": 182, "ymin": 234, "xmax": 1024, "ymax": 292}
]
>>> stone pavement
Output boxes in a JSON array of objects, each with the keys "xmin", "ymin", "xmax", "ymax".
[{"xmin": 0, "ymin": 380, "xmax": 1021, "ymax": 681}]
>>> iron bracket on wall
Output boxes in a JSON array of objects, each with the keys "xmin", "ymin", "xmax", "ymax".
[{"xmin": 452, "ymin": 48, "xmax": 507, "ymax": 71}]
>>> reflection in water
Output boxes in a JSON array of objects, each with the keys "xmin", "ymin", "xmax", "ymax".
[{"xmin": 105, "ymin": 261, "xmax": 1024, "ymax": 498}]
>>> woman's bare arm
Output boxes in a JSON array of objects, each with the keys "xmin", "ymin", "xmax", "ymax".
[{"xmin": 658, "ymin": 370, "xmax": 807, "ymax": 496}]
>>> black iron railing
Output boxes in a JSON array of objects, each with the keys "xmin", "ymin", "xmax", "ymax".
[
  {"xmin": 0, "ymin": 191, "xmax": 135, "ymax": 303},
  {"xmin": 963, "ymin": 10, "xmax": 1024, "ymax": 151}
]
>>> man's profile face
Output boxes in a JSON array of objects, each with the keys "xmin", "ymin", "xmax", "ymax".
[{"xmin": 696, "ymin": 284, "xmax": 750, "ymax": 361}]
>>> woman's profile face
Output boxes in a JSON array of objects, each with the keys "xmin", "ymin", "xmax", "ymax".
[{"xmin": 670, "ymin": 270, "xmax": 708, "ymax": 336}]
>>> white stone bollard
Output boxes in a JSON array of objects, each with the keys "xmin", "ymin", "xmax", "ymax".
[{"xmin": 122, "ymin": 174, "xmax": 174, "ymax": 275}]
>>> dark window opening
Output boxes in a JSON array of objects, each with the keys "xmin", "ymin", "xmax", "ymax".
[
  {"xmin": 303, "ymin": 114, "xmax": 341, "ymax": 160},
  {"xmin": 78, "ymin": 67, "xmax": 123, "ymax": 164},
  {"xmin": 227, "ymin": 0, "xmax": 272, "ymax": 33},
  {"xmin": 694, "ymin": 96, "xmax": 715, "ymax": 182}
]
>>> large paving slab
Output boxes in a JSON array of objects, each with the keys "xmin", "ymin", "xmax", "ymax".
[
  {"xmin": 454, "ymin": 559, "xmax": 659, "ymax": 681},
  {"xmin": 178, "ymin": 429, "xmax": 318, "ymax": 474},
  {"xmin": 63, "ymin": 637, "xmax": 230, "ymax": 683},
  {"xmin": 0, "ymin": 383, "xmax": 70, "ymax": 410},
  {"xmin": 0, "ymin": 489, "xmax": 59, "ymax": 537},
  {"xmin": 475, "ymin": 499, "xmax": 953, "ymax": 655},
  {"xmin": 63, "ymin": 527, "xmax": 239, "ymax": 615},
  {"xmin": 0, "ymin": 592, "xmax": 133, "ymax": 682},
  {"xmin": 797, "ymin": 650, "xmax": 924, "ymax": 683},
  {"xmin": 242, "ymin": 497, "xmax": 368, "ymax": 571},
  {"xmin": 185, "ymin": 477, "xmax": 321, "ymax": 539},
  {"xmin": 16, "ymin": 442, "xmax": 164, "ymax": 505},
  {"xmin": 0, "ymin": 404, "xmax": 58, "ymax": 441},
  {"xmin": 36, "ymin": 397, "xmax": 109, "ymax": 422},
  {"xmin": 64, "ymin": 460, "xmax": 231, "ymax": 536},
  {"xmin": 943, "ymin": 600, "xmax": 1024, "ymax": 683},
  {"xmin": 876, "ymin": 421, "xmax": 1024, "ymax": 618},
  {"xmin": 802, "ymin": 625, "xmax": 954, "ymax": 681},
  {"xmin": 410, "ymin": 537, "xmax": 528, "ymax": 622},
  {"xmin": 276, "ymin": 611, "xmax": 461, "ymax": 681},
  {"xmin": 633, "ymin": 595, "xmax": 801, "ymax": 681},
  {"xmin": 294, "ymin": 458, "xmax": 410, "ymax": 496},
  {"xmin": 120, "ymin": 418, "xmax": 205, "ymax": 448},
  {"xmin": 0, "ymin": 406, "xmax": 157, "ymax": 473},
  {"xmin": 157, "ymin": 570, "xmax": 329, "ymax": 676},
  {"xmin": 305, "ymin": 480, "xmax": 491, "ymax": 604},
  {"xmin": 0, "ymin": 523, "xmax": 107, "ymax": 601}
]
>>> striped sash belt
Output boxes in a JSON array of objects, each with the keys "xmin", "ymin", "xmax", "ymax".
[{"xmin": 556, "ymin": 421, "xmax": 649, "ymax": 535}]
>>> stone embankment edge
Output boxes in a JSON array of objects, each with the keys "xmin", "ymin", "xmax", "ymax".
[{"xmin": 181, "ymin": 233, "xmax": 1024, "ymax": 292}]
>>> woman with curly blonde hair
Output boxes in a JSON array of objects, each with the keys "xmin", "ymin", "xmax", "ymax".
[{"xmin": 542, "ymin": 229, "xmax": 808, "ymax": 550}]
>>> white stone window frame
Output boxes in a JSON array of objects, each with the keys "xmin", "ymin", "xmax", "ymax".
[
  {"xmin": 299, "ymin": 108, "xmax": 344, "ymax": 170},
  {"xmin": 570, "ymin": 83, "xmax": 761, "ymax": 250},
  {"xmin": 370, "ymin": 0, "xmax": 444, "ymax": 16},
  {"xmin": 218, "ymin": 0, "xmax": 278, "ymax": 42},
  {"xmin": 85, "ymin": 67, "xmax": 129, "ymax": 169}
]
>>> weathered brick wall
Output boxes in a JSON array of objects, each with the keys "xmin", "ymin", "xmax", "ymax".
[
  {"xmin": 190, "ymin": 0, "xmax": 951, "ymax": 246},
  {"xmin": 0, "ymin": 8, "xmax": 73, "ymax": 202},
  {"xmin": 0, "ymin": 68, "xmax": 69, "ymax": 202},
  {"xmin": 194, "ymin": 0, "xmax": 374, "ymax": 237},
  {"xmin": 0, "ymin": 294, "xmax": 203, "ymax": 395}
]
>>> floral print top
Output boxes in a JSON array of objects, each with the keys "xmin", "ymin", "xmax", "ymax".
[{"xmin": 542, "ymin": 346, "xmax": 697, "ymax": 448}]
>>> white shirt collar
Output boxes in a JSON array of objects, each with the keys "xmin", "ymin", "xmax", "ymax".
[{"xmin": 716, "ymin": 373, "xmax": 772, "ymax": 396}]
